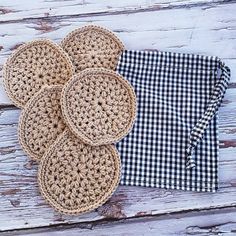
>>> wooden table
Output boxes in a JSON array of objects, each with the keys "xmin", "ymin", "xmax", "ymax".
[{"xmin": 0, "ymin": 1, "xmax": 236, "ymax": 235}]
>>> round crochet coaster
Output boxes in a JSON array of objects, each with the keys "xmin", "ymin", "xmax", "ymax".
[
  {"xmin": 18, "ymin": 85, "xmax": 66, "ymax": 161},
  {"xmin": 61, "ymin": 68, "xmax": 137, "ymax": 146},
  {"xmin": 61, "ymin": 25, "xmax": 124, "ymax": 73},
  {"xmin": 38, "ymin": 130, "xmax": 121, "ymax": 215},
  {"xmin": 3, "ymin": 39, "xmax": 74, "ymax": 108}
]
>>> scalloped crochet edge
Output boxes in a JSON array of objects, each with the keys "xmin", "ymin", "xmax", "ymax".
[
  {"xmin": 37, "ymin": 129, "xmax": 122, "ymax": 215},
  {"xmin": 61, "ymin": 68, "xmax": 137, "ymax": 146},
  {"xmin": 3, "ymin": 39, "xmax": 74, "ymax": 108}
]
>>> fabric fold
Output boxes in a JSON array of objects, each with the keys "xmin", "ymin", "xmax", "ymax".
[
  {"xmin": 116, "ymin": 50, "xmax": 230, "ymax": 192},
  {"xmin": 185, "ymin": 61, "xmax": 230, "ymax": 169}
]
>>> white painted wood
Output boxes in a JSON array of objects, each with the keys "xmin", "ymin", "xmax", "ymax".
[
  {"xmin": 0, "ymin": 87, "xmax": 235, "ymax": 231},
  {"xmin": 0, "ymin": 0, "xmax": 236, "ymax": 234},
  {"xmin": 0, "ymin": 151, "xmax": 235, "ymax": 232},
  {"xmin": 0, "ymin": 2, "xmax": 236, "ymax": 105},
  {"xmin": 20, "ymin": 208, "xmax": 236, "ymax": 236},
  {"xmin": 218, "ymin": 88, "xmax": 236, "ymax": 141},
  {"xmin": 0, "ymin": 0, "xmax": 222, "ymax": 22}
]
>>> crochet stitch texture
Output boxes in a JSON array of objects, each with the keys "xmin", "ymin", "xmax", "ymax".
[
  {"xmin": 61, "ymin": 25, "xmax": 124, "ymax": 73},
  {"xmin": 3, "ymin": 39, "xmax": 74, "ymax": 108},
  {"xmin": 18, "ymin": 85, "xmax": 66, "ymax": 161},
  {"xmin": 61, "ymin": 68, "xmax": 136, "ymax": 146},
  {"xmin": 3, "ymin": 25, "xmax": 133, "ymax": 215},
  {"xmin": 38, "ymin": 130, "xmax": 121, "ymax": 215}
]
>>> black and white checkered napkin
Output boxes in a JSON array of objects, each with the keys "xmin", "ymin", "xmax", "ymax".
[{"xmin": 116, "ymin": 50, "xmax": 230, "ymax": 192}]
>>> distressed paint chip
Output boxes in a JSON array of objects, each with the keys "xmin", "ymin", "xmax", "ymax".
[
  {"xmin": 1, "ymin": 188, "xmax": 21, "ymax": 196},
  {"xmin": 97, "ymin": 201, "xmax": 126, "ymax": 219},
  {"xmin": 220, "ymin": 140, "xmax": 236, "ymax": 148},
  {"xmin": 34, "ymin": 20, "xmax": 58, "ymax": 33},
  {"xmin": 0, "ymin": 147, "xmax": 16, "ymax": 155},
  {"xmin": 23, "ymin": 160, "xmax": 37, "ymax": 170},
  {"xmin": 0, "ymin": 8, "xmax": 14, "ymax": 14},
  {"xmin": 9, "ymin": 199, "xmax": 20, "ymax": 207}
]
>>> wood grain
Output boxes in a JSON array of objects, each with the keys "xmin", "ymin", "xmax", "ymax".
[
  {"xmin": 0, "ymin": 0, "xmax": 236, "ymax": 234},
  {"xmin": 0, "ymin": 0, "xmax": 227, "ymax": 22},
  {"xmin": 0, "ymin": 1, "xmax": 236, "ymax": 105},
  {"xmin": 0, "ymin": 87, "xmax": 235, "ymax": 231},
  {"xmin": 3, "ymin": 208, "xmax": 236, "ymax": 236}
]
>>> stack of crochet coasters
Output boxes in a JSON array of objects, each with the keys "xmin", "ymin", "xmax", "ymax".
[{"xmin": 3, "ymin": 25, "xmax": 137, "ymax": 215}]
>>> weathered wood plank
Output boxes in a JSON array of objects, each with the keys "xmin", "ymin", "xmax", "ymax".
[
  {"xmin": 1, "ymin": 2, "xmax": 235, "ymax": 62},
  {"xmin": 0, "ymin": 0, "xmax": 236, "ymax": 233},
  {"xmin": 219, "ymin": 88, "xmax": 236, "ymax": 142},
  {"xmin": 0, "ymin": 2, "xmax": 236, "ymax": 105},
  {"xmin": 4, "ymin": 208, "xmax": 236, "ymax": 236},
  {"xmin": 0, "ymin": 87, "xmax": 235, "ymax": 231},
  {"xmin": 0, "ymin": 0, "xmax": 227, "ymax": 22},
  {"xmin": 0, "ymin": 158, "xmax": 236, "ymax": 232}
]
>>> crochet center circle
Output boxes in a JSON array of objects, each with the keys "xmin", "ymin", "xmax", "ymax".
[
  {"xmin": 38, "ymin": 130, "xmax": 121, "ymax": 215},
  {"xmin": 18, "ymin": 85, "xmax": 66, "ymax": 161},
  {"xmin": 3, "ymin": 39, "xmax": 73, "ymax": 108},
  {"xmin": 61, "ymin": 25, "xmax": 124, "ymax": 73},
  {"xmin": 61, "ymin": 68, "xmax": 137, "ymax": 146}
]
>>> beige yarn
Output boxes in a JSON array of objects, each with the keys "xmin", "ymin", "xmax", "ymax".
[
  {"xmin": 3, "ymin": 39, "xmax": 74, "ymax": 108},
  {"xmin": 38, "ymin": 130, "xmax": 121, "ymax": 215},
  {"xmin": 18, "ymin": 85, "xmax": 66, "ymax": 161},
  {"xmin": 2, "ymin": 26, "xmax": 132, "ymax": 215},
  {"xmin": 61, "ymin": 25, "xmax": 124, "ymax": 73},
  {"xmin": 61, "ymin": 68, "xmax": 137, "ymax": 146}
]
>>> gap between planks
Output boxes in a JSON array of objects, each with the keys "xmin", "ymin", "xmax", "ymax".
[
  {"xmin": 0, "ymin": 2, "xmax": 236, "ymax": 106},
  {"xmin": 1, "ymin": 206, "xmax": 236, "ymax": 236},
  {"xmin": 0, "ymin": 87, "xmax": 236, "ymax": 231},
  {"xmin": 0, "ymin": 0, "xmax": 235, "ymax": 24}
]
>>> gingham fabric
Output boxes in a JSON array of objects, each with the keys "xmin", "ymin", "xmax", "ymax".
[{"xmin": 116, "ymin": 50, "xmax": 230, "ymax": 192}]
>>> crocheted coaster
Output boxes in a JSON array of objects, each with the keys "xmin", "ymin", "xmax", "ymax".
[
  {"xmin": 61, "ymin": 68, "xmax": 137, "ymax": 146},
  {"xmin": 38, "ymin": 130, "xmax": 121, "ymax": 215},
  {"xmin": 61, "ymin": 25, "xmax": 124, "ymax": 73},
  {"xmin": 3, "ymin": 39, "xmax": 74, "ymax": 108},
  {"xmin": 18, "ymin": 85, "xmax": 66, "ymax": 161}
]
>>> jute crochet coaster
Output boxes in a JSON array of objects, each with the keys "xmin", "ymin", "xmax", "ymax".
[
  {"xmin": 61, "ymin": 25, "xmax": 124, "ymax": 73},
  {"xmin": 38, "ymin": 130, "xmax": 121, "ymax": 215},
  {"xmin": 61, "ymin": 68, "xmax": 137, "ymax": 146},
  {"xmin": 3, "ymin": 39, "xmax": 73, "ymax": 108},
  {"xmin": 18, "ymin": 85, "xmax": 66, "ymax": 161}
]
